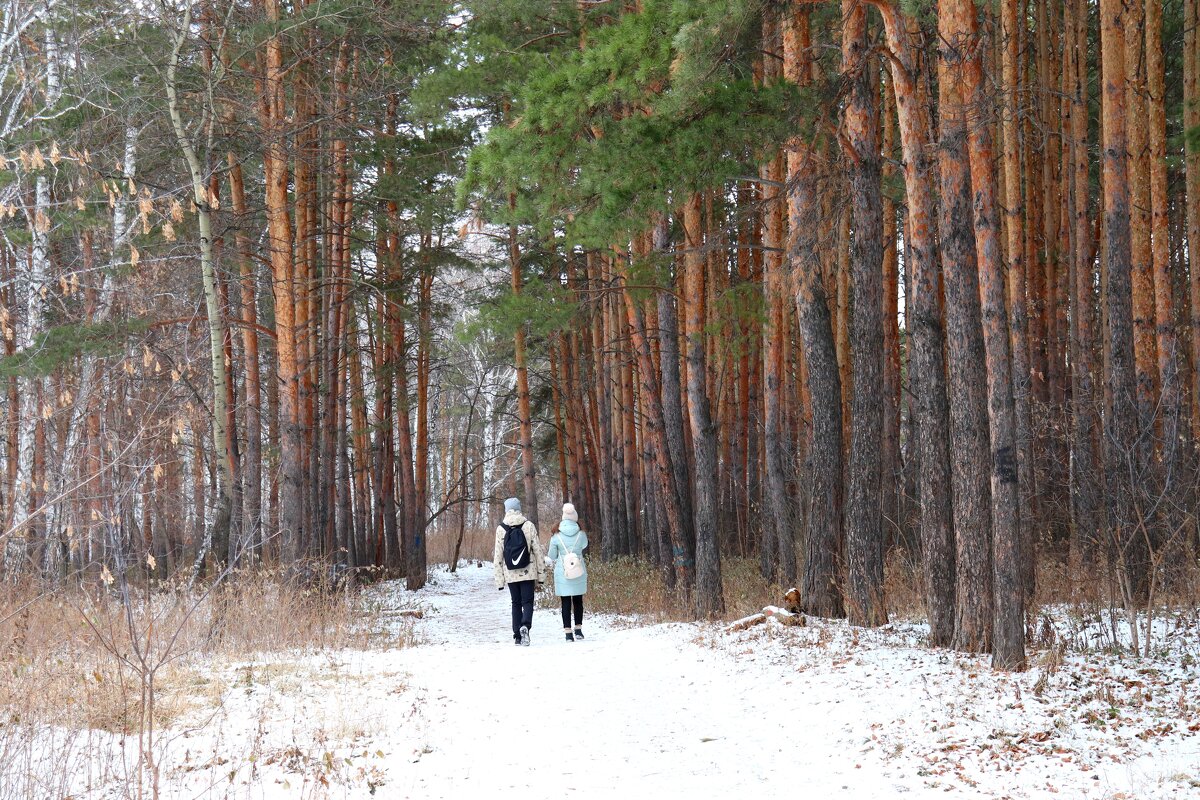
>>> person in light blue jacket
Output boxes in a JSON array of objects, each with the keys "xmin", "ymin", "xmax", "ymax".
[{"xmin": 546, "ymin": 503, "xmax": 589, "ymax": 642}]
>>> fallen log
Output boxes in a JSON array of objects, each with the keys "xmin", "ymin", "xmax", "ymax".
[
  {"xmin": 724, "ymin": 606, "xmax": 807, "ymax": 633},
  {"xmin": 727, "ymin": 612, "xmax": 768, "ymax": 632},
  {"xmin": 381, "ymin": 609, "xmax": 425, "ymax": 619},
  {"xmin": 762, "ymin": 606, "xmax": 806, "ymax": 627}
]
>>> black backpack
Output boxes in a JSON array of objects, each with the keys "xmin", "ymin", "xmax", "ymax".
[{"xmin": 502, "ymin": 522, "xmax": 531, "ymax": 570}]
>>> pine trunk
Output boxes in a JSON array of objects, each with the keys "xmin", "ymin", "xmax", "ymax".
[
  {"xmin": 681, "ymin": 195, "xmax": 724, "ymax": 617},
  {"xmin": 228, "ymin": 152, "xmax": 262, "ymax": 562},
  {"xmin": 789, "ymin": 144, "xmax": 845, "ymax": 619},
  {"xmin": 938, "ymin": 4, "xmax": 994, "ymax": 653},
  {"xmin": 763, "ymin": 7, "xmax": 793, "ymax": 583},
  {"xmin": 880, "ymin": 73, "xmax": 902, "ymax": 551},
  {"xmin": 868, "ymin": 0, "xmax": 955, "ymax": 644},
  {"xmin": 841, "ymin": 1, "xmax": 886, "ymax": 627},
  {"xmin": 1147, "ymin": 0, "xmax": 1180, "ymax": 507},
  {"xmin": 410, "ymin": 256, "xmax": 432, "ymax": 589},
  {"xmin": 1186, "ymin": 0, "xmax": 1200, "ymax": 445},
  {"xmin": 262, "ymin": 0, "xmax": 304, "ymax": 564},
  {"xmin": 1002, "ymin": 0, "xmax": 1036, "ymax": 601},
  {"xmin": 1068, "ymin": 0, "xmax": 1101, "ymax": 569},
  {"xmin": 1126, "ymin": 0, "xmax": 1158, "ymax": 474},
  {"xmin": 1099, "ymin": 0, "xmax": 1143, "ymax": 603},
  {"xmin": 952, "ymin": 0, "xmax": 1026, "ymax": 671},
  {"xmin": 510, "ymin": 211, "xmax": 539, "ymax": 530}
]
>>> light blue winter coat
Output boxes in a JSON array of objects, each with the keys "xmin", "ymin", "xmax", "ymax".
[{"xmin": 547, "ymin": 521, "xmax": 588, "ymax": 597}]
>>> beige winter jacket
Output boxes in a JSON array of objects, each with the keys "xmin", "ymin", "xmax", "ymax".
[{"xmin": 493, "ymin": 511, "xmax": 546, "ymax": 589}]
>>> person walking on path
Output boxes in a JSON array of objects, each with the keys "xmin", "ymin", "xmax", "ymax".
[
  {"xmin": 494, "ymin": 497, "xmax": 545, "ymax": 646},
  {"xmin": 546, "ymin": 502, "xmax": 589, "ymax": 642}
]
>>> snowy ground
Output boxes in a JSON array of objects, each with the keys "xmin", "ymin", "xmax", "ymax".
[{"xmin": 11, "ymin": 562, "xmax": 1200, "ymax": 799}]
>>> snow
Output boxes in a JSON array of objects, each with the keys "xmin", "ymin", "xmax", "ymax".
[{"xmin": 8, "ymin": 563, "xmax": 1199, "ymax": 798}]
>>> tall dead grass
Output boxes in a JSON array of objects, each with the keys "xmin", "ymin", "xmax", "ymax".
[
  {"xmin": 0, "ymin": 568, "xmax": 409, "ymax": 800},
  {"xmin": 535, "ymin": 557, "xmax": 788, "ymax": 622}
]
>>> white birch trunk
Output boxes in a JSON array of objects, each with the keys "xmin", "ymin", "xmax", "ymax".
[
  {"xmin": 6, "ymin": 25, "xmax": 60, "ymax": 571},
  {"xmin": 165, "ymin": 5, "xmax": 235, "ymax": 569}
]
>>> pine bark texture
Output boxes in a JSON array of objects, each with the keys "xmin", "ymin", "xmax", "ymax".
[
  {"xmin": 949, "ymin": 0, "xmax": 1026, "ymax": 671},
  {"xmin": 682, "ymin": 195, "xmax": 725, "ymax": 617},
  {"xmin": 841, "ymin": 1, "xmax": 887, "ymax": 627},
  {"xmin": 1100, "ymin": 0, "xmax": 1143, "ymax": 602},
  {"xmin": 937, "ymin": 8, "xmax": 993, "ymax": 653},
  {"xmin": 868, "ymin": 0, "xmax": 954, "ymax": 645}
]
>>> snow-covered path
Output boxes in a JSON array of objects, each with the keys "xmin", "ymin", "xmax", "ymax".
[
  {"xmin": 374, "ymin": 563, "xmax": 904, "ymax": 798},
  {"xmin": 355, "ymin": 564, "xmax": 1199, "ymax": 799}
]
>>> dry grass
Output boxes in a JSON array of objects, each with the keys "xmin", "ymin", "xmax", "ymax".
[
  {"xmin": 426, "ymin": 524, "xmax": 496, "ymax": 566},
  {"xmin": 555, "ymin": 557, "xmax": 684, "ymax": 621},
  {"xmin": 0, "ymin": 568, "xmax": 409, "ymax": 800},
  {"xmin": 1031, "ymin": 547, "xmax": 1200, "ymax": 610},
  {"xmin": 0, "ymin": 569, "xmax": 402, "ymax": 727},
  {"xmin": 883, "ymin": 549, "xmax": 927, "ymax": 620},
  {"xmin": 535, "ymin": 552, "xmax": 930, "ymax": 624},
  {"xmin": 536, "ymin": 556, "xmax": 789, "ymax": 622},
  {"xmin": 720, "ymin": 557, "xmax": 786, "ymax": 619},
  {"xmin": 208, "ymin": 570, "xmax": 398, "ymax": 653}
]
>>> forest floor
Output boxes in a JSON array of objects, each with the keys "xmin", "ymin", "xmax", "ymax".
[{"xmin": 17, "ymin": 562, "xmax": 1200, "ymax": 799}]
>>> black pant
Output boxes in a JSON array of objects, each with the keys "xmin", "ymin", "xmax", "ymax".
[
  {"xmin": 560, "ymin": 595, "xmax": 584, "ymax": 629},
  {"xmin": 508, "ymin": 580, "xmax": 535, "ymax": 640}
]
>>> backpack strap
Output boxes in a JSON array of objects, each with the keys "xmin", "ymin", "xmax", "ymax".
[{"xmin": 560, "ymin": 533, "xmax": 581, "ymax": 559}]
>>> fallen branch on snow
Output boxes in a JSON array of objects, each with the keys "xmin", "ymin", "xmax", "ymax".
[
  {"xmin": 725, "ymin": 605, "xmax": 806, "ymax": 633},
  {"xmin": 381, "ymin": 609, "xmax": 424, "ymax": 619}
]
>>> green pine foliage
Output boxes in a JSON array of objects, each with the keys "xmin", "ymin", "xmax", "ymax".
[
  {"xmin": 459, "ymin": 0, "xmax": 810, "ymax": 247},
  {"xmin": 0, "ymin": 318, "xmax": 150, "ymax": 379}
]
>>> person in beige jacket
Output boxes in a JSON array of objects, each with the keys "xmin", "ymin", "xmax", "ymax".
[{"xmin": 494, "ymin": 497, "xmax": 545, "ymax": 646}]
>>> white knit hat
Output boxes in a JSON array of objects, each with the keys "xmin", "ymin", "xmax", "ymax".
[{"xmin": 562, "ymin": 502, "xmax": 578, "ymax": 522}]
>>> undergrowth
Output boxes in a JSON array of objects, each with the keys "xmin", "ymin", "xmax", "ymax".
[{"xmin": 0, "ymin": 568, "xmax": 410, "ymax": 800}]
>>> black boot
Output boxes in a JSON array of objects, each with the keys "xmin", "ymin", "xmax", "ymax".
[
  {"xmin": 565, "ymin": 630, "xmax": 575, "ymax": 642},
  {"xmin": 573, "ymin": 628, "xmax": 584, "ymax": 640}
]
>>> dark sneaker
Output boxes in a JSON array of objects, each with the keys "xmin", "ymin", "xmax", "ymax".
[
  {"xmin": 565, "ymin": 631, "xmax": 575, "ymax": 642},
  {"xmin": 513, "ymin": 637, "xmax": 521, "ymax": 646},
  {"xmin": 520, "ymin": 625, "xmax": 530, "ymax": 646},
  {"xmin": 573, "ymin": 629, "xmax": 584, "ymax": 640}
]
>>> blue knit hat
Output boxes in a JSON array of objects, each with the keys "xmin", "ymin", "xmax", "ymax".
[{"xmin": 504, "ymin": 497, "xmax": 521, "ymax": 513}]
